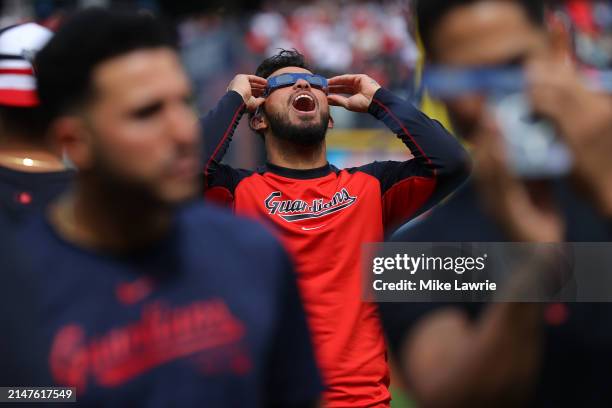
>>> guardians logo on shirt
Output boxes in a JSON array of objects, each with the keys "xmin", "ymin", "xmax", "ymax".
[
  {"xmin": 264, "ymin": 188, "xmax": 357, "ymax": 222},
  {"xmin": 48, "ymin": 299, "xmax": 250, "ymax": 393}
]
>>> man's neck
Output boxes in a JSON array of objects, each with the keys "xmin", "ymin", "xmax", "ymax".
[
  {"xmin": 50, "ymin": 181, "xmax": 173, "ymax": 253},
  {"xmin": 0, "ymin": 134, "xmax": 65, "ymax": 172},
  {"xmin": 265, "ymin": 137, "xmax": 327, "ymax": 170}
]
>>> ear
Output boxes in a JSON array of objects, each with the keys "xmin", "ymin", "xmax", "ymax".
[
  {"xmin": 547, "ymin": 12, "xmax": 572, "ymax": 63},
  {"xmin": 328, "ymin": 115, "xmax": 335, "ymax": 129},
  {"xmin": 249, "ymin": 110, "xmax": 268, "ymax": 133},
  {"xmin": 49, "ymin": 116, "xmax": 94, "ymax": 170}
]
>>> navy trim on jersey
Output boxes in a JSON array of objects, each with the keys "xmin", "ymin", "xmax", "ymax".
[{"xmin": 259, "ymin": 162, "xmax": 333, "ymax": 179}]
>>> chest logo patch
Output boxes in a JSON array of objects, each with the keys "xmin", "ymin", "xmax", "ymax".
[{"xmin": 264, "ymin": 188, "xmax": 357, "ymax": 222}]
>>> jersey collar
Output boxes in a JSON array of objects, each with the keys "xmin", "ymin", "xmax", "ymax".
[{"xmin": 261, "ymin": 162, "xmax": 333, "ymax": 179}]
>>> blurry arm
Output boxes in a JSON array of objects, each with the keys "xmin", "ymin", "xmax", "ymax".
[
  {"xmin": 201, "ymin": 75, "xmax": 266, "ymax": 189},
  {"xmin": 368, "ymin": 89, "xmax": 472, "ymax": 230},
  {"xmin": 367, "ymin": 86, "xmax": 471, "ymax": 190},
  {"xmin": 384, "ymin": 246, "xmax": 564, "ymax": 407},
  {"xmin": 328, "ymin": 75, "xmax": 471, "ymax": 231},
  {"xmin": 328, "ymin": 75, "xmax": 471, "ymax": 196},
  {"xmin": 401, "ymin": 244, "xmax": 568, "ymax": 407},
  {"xmin": 401, "ymin": 302, "xmax": 542, "ymax": 408}
]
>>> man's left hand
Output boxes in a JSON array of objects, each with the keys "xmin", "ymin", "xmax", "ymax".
[
  {"xmin": 473, "ymin": 117, "xmax": 564, "ymax": 242},
  {"xmin": 327, "ymin": 74, "xmax": 382, "ymax": 112}
]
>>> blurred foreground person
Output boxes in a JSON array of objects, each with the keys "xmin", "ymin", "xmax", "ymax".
[
  {"xmin": 0, "ymin": 21, "xmax": 69, "ymax": 391},
  {"xmin": 14, "ymin": 9, "xmax": 321, "ymax": 407},
  {"xmin": 202, "ymin": 50, "xmax": 471, "ymax": 406},
  {"xmin": 0, "ymin": 23, "xmax": 73, "ymax": 226},
  {"xmin": 382, "ymin": 0, "xmax": 612, "ymax": 407}
]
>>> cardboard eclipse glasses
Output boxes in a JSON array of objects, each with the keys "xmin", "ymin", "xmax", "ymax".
[{"xmin": 265, "ymin": 73, "xmax": 329, "ymax": 96}]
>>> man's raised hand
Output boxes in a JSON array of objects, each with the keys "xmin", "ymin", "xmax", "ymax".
[
  {"xmin": 327, "ymin": 74, "xmax": 381, "ymax": 112},
  {"xmin": 227, "ymin": 74, "xmax": 267, "ymax": 112},
  {"xmin": 473, "ymin": 117, "xmax": 564, "ymax": 242},
  {"xmin": 527, "ymin": 61, "xmax": 612, "ymax": 216}
]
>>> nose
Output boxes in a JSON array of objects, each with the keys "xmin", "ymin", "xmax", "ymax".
[
  {"xmin": 293, "ymin": 78, "xmax": 311, "ymax": 91},
  {"xmin": 167, "ymin": 103, "xmax": 199, "ymax": 147}
]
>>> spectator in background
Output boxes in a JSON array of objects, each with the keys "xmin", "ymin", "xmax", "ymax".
[
  {"xmin": 246, "ymin": 1, "xmax": 419, "ymax": 92},
  {"xmin": 0, "ymin": 22, "xmax": 73, "ymax": 227},
  {"xmin": 13, "ymin": 9, "xmax": 322, "ymax": 407},
  {"xmin": 382, "ymin": 0, "xmax": 612, "ymax": 407}
]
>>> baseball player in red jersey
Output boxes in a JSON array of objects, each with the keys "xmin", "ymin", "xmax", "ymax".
[{"xmin": 202, "ymin": 50, "xmax": 471, "ymax": 407}]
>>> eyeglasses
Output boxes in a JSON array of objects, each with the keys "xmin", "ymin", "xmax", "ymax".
[{"xmin": 265, "ymin": 73, "xmax": 329, "ymax": 96}]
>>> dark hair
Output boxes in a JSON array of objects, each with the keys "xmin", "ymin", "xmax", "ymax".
[
  {"xmin": 255, "ymin": 49, "xmax": 310, "ymax": 79},
  {"xmin": 0, "ymin": 106, "xmax": 47, "ymax": 139},
  {"xmin": 36, "ymin": 8, "xmax": 176, "ymax": 124},
  {"xmin": 415, "ymin": 0, "xmax": 546, "ymax": 57}
]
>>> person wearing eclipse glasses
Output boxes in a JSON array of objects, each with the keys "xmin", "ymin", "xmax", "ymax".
[{"xmin": 202, "ymin": 49, "xmax": 471, "ymax": 407}]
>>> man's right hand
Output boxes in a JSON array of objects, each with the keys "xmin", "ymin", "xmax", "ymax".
[
  {"xmin": 226, "ymin": 74, "xmax": 267, "ymax": 112},
  {"xmin": 527, "ymin": 62, "xmax": 612, "ymax": 217}
]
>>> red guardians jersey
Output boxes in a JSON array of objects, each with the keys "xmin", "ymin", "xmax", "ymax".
[{"xmin": 202, "ymin": 88, "xmax": 470, "ymax": 407}]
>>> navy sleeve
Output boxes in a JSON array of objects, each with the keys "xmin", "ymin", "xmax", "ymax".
[
  {"xmin": 265, "ymin": 249, "xmax": 323, "ymax": 408},
  {"xmin": 201, "ymin": 91, "xmax": 251, "ymax": 200},
  {"xmin": 354, "ymin": 88, "xmax": 471, "ymax": 233}
]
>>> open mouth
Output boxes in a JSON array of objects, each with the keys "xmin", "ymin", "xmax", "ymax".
[{"xmin": 292, "ymin": 94, "xmax": 316, "ymax": 113}]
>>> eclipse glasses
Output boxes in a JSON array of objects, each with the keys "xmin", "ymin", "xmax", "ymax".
[
  {"xmin": 265, "ymin": 73, "xmax": 329, "ymax": 96},
  {"xmin": 422, "ymin": 67, "xmax": 612, "ymax": 98}
]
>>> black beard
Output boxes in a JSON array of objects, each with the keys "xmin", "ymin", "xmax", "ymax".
[
  {"xmin": 88, "ymin": 140, "xmax": 176, "ymax": 211},
  {"xmin": 265, "ymin": 106, "xmax": 329, "ymax": 146}
]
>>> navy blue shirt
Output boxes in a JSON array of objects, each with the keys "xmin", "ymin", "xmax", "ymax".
[
  {"xmin": 0, "ymin": 165, "xmax": 73, "ymax": 227},
  {"xmin": 0, "ymin": 212, "xmax": 50, "ymax": 387},
  {"xmin": 15, "ymin": 203, "xmax": 322, "ymax": 407},
  {"xmin": 383, "ymin": 178, "xmax": 612, "ymax": 408}
]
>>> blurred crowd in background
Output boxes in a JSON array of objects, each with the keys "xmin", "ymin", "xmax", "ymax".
[
  {"xmin": 566, "ymin": 0, "xmax": 612, "ymax": 69},
  {"xmin": 0, "ymin": 0, "xmax": 608, "ymax": 170},
  {"xmin": 1, "ymin": 1, "xmax": 610, "ymax": 94}
]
